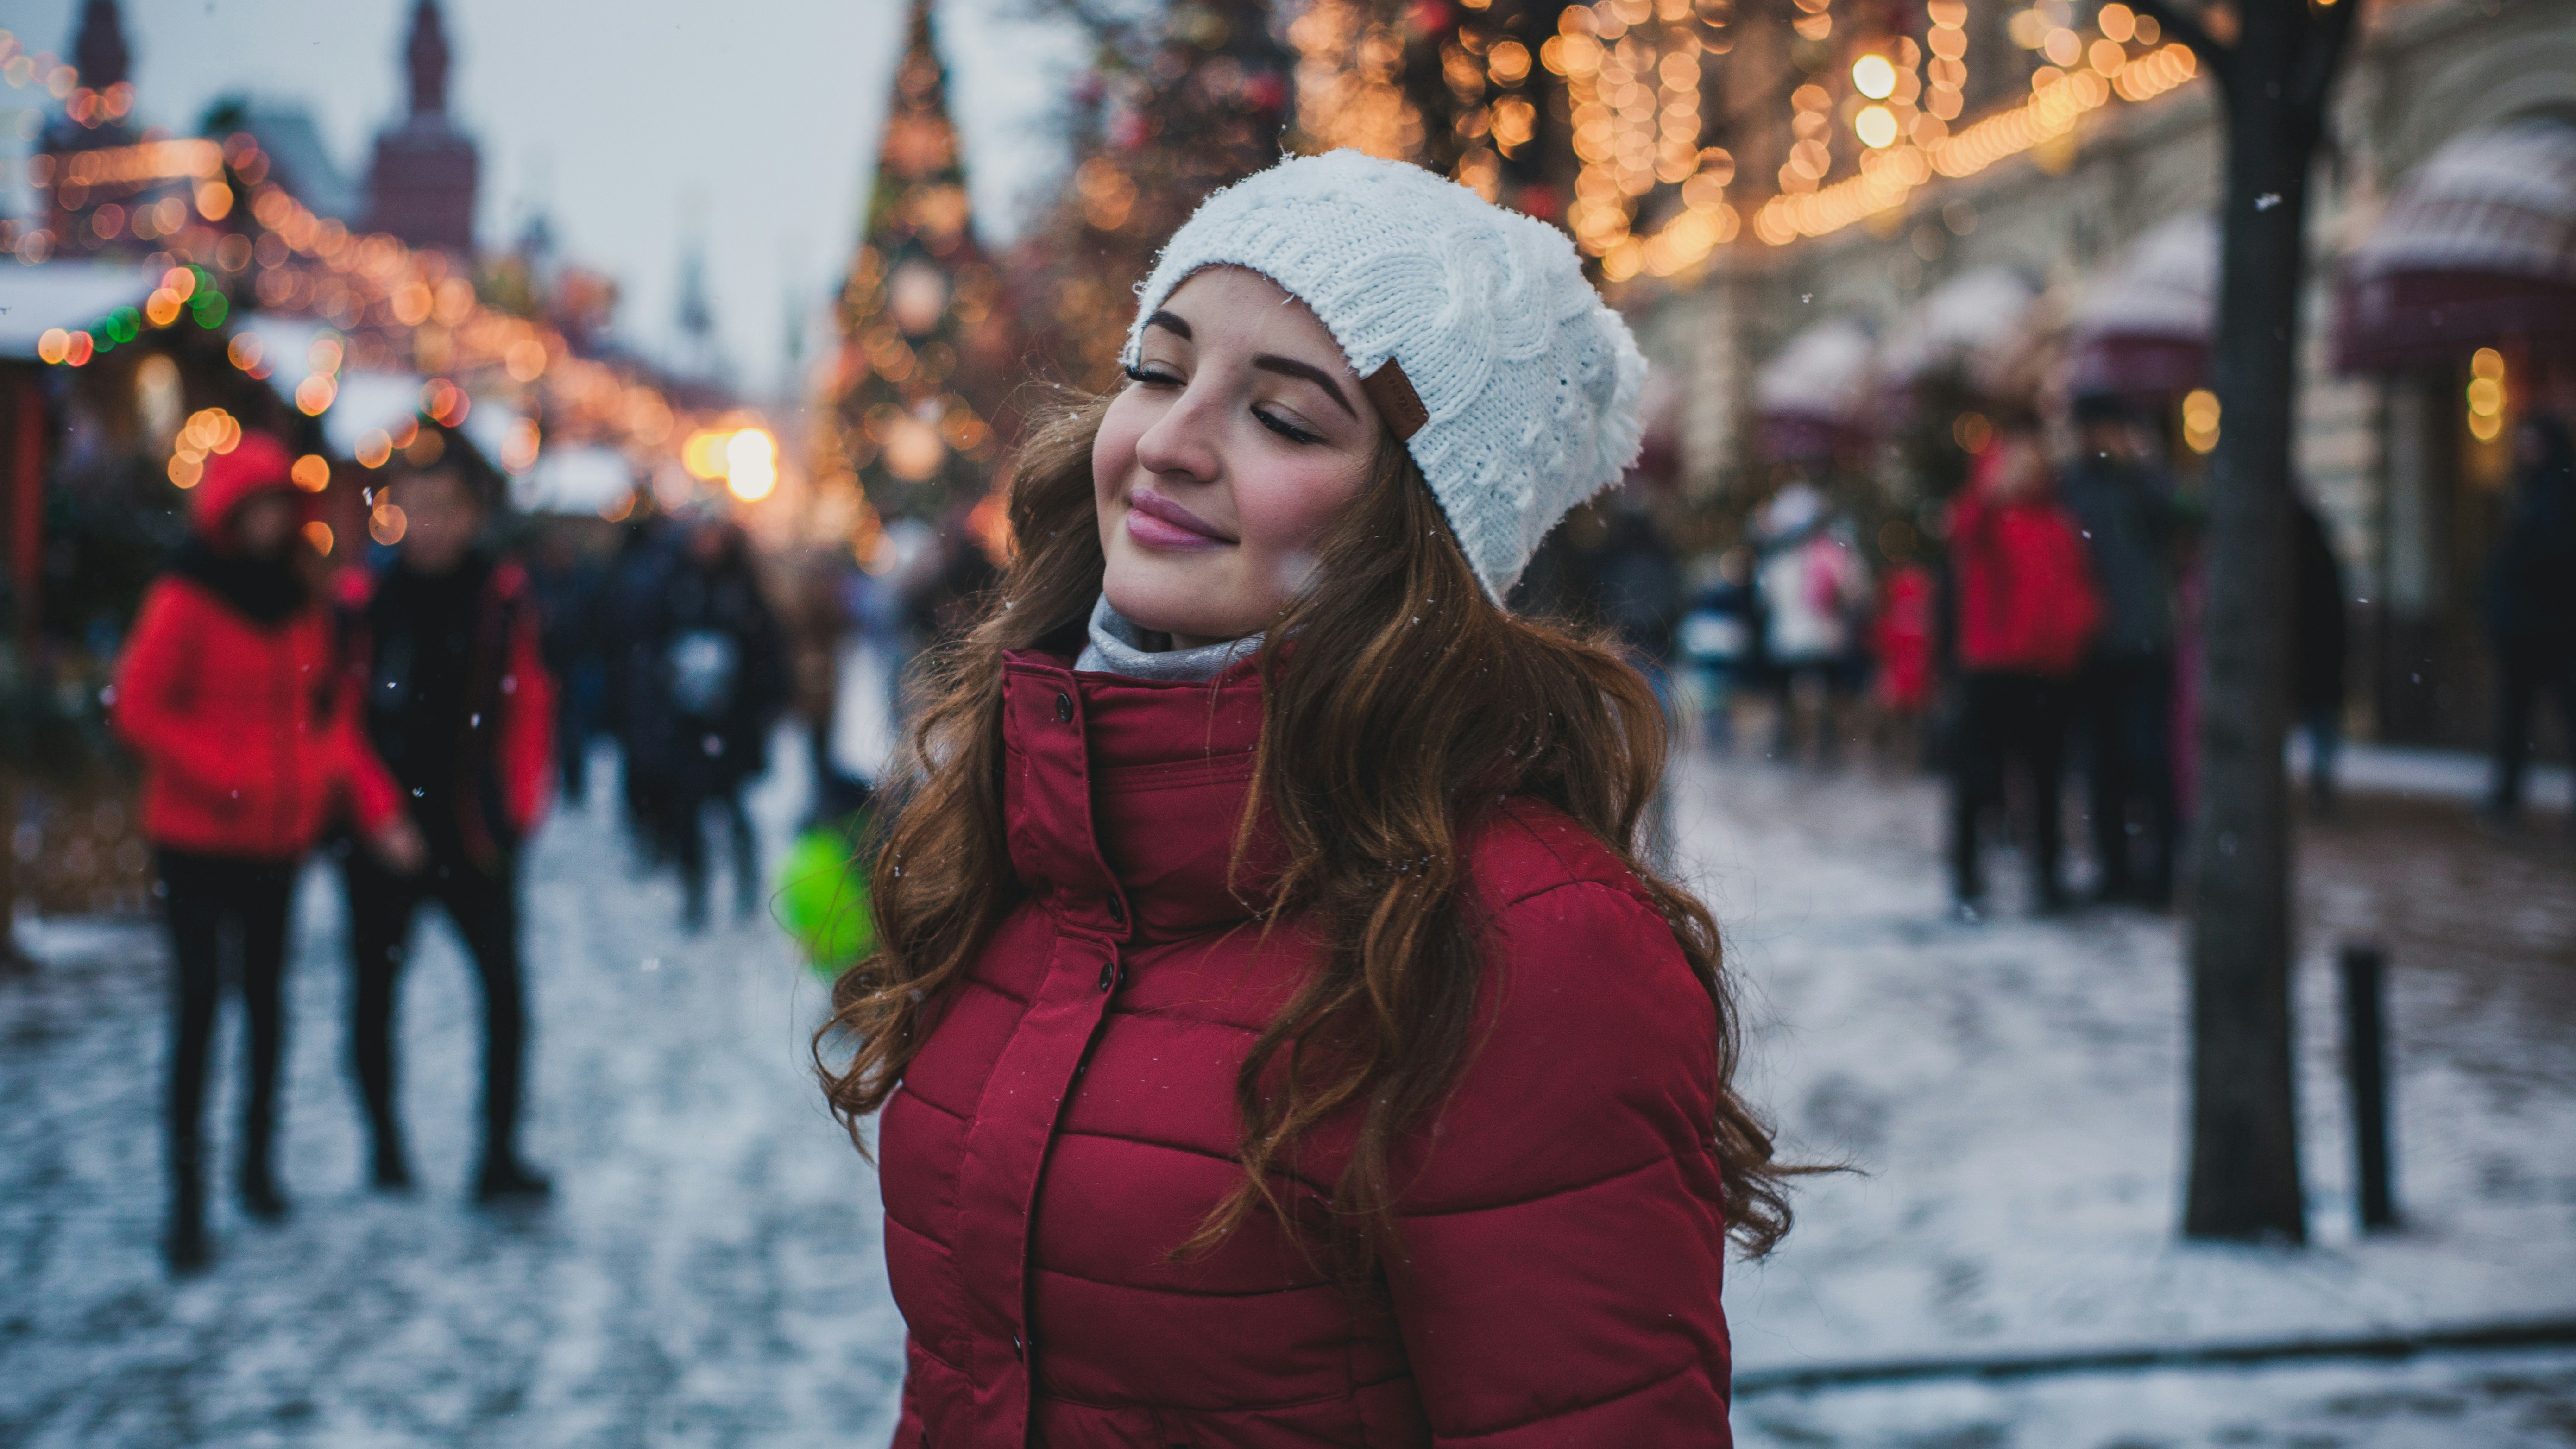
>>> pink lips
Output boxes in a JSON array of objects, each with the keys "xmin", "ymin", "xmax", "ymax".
[{"xmin": 1123, "ymin": 488, "xmax": 1235, "ymax": 552}]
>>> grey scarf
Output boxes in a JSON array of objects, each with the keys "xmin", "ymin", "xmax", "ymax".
[{"xmin": 1073, "ymin": 594, "xmax": 1262, "ymax": 682}]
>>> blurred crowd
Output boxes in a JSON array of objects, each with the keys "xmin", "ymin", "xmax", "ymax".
[
  {"xmin": 1534, "ymin": 403, "xmax": 2576, "ymax": 921},
  {"xmin": 106, "ymin": 426, "xmax": 1011, "ymax": 1273}
]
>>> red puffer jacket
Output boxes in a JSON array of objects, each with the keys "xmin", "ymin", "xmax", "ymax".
[
  {"xmin": 877, "ymin": 652, "xmax": 1735, "ymax": 1448},
  {"xmin": 112, "ymin": 437, "xmax": 399, "ymax": 861},
  {"xmin": 1949, "ymin": 479, "xmax": 2104, "ymax": 678}
]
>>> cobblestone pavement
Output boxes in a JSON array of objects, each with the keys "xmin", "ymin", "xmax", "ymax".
[{"xmin": 0, "ymin": 750, "xmax": 906, "ymax": 1448}]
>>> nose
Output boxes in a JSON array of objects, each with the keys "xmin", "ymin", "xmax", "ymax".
[{"xmin": 1131, "ymin": 382, "xmax": 1223, "ymax": 488}]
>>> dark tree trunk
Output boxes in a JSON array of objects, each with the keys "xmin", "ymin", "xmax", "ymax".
[{"xmin": 2136, "ymin": 0, "xmax": 2355, "ymax": 1243}]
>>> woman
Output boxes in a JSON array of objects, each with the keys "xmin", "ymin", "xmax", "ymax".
[
  {"xmin": 819, "ymin": 152, "xmax": 1789, "ymax": 1446},
  {"xmin": 114, "ymin": 434, "xmax": 411, "ymax": 1272}
]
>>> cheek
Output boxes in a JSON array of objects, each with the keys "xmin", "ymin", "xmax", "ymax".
[
  {"xmin": 1092, "ymin": 393, "xmax": 1146, "ymax": 507},
  {"xmin": 1231, "ymin": 456, "xmax": 1370, "ymax": 558}
]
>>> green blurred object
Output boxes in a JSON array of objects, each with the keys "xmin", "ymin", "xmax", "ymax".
[{"xmin": 776, "ymin": 815, "xmax": 875, "ymax": 978}]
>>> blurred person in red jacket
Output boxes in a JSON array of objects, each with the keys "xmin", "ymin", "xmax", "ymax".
[
  {"xmin": 337, "ymin": 449, "xmax": 556, "ymax": 1202},
  {"xmin": 1869, "ymin": 526, "xmax": 1937, "ymax": 766},
  {"xmin": 1944, "ymin": 417, "xmax": 2104, "ymax": 919},
  {"xmin": 112, "ymin": 434, "xmax": 412, "ymax": 1273}
]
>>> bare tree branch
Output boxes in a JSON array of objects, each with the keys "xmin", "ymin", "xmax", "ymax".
[{"xmin": 2130, "ymin": 0, "xmax": 2237, "ymax": 92}]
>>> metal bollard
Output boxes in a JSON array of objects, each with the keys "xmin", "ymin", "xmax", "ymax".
[{"xmin": 2339, "ymin": 943, "xmax": 2400, "ymax": 1231}]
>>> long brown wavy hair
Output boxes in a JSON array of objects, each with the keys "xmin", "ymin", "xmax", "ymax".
[{"xmin": 818, "ymin": 389, "xmax": 1793, "ymax": 1272}]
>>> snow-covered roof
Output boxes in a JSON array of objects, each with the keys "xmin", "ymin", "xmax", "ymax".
[
  {"xmin": 512, "ymin": 444, "xmax": 634, "ymax": 515},
  {"xmin": 2069, "ymin": 213, "xmax": 2217, "ymax": 342},
  {"xmin": 1756, "ymin": 317, "xmax": 1876, "ymax": 423},
  {"xmin": 2353, "ymin": 119, "xmax": 2576, "ymax": 285},
  {"xmin": 313, "ymin": 371, "xmax": 430, "ymax": 456},
  {"xmin": 1878, "ymin": 267, "xmax": 2039, "ymax": 383},
  {"xmin": 0, "ymin": 261, "xmax": 160, "ymax": 358}
]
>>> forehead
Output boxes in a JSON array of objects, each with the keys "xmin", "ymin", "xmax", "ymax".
[{"xmin": 1157, "ymin": 265, "xmax": 1350, "ymax": 372}]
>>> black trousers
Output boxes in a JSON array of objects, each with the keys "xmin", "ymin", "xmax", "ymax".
[
  {"xmin": 1950, "ymin": 672, "xmax": 2073, "ymax": 905},
  {"xmin": 2082, "ymin": 651, "xmax": 2177, "ymax": 900},
  {"xmin": 344, "ymin": 843, "xmax": 529, "ymax": 1166},
  {"xmin": 160, "ymin": 850, "xmax": 299, "ymax": 1197},
  {"xmin": 668, "ymin": 776, "xmax": 757, "ymax": 921},
  {"xmin": 2492, "ymin": 643, "xmax": 2576, "ymax": 814}
]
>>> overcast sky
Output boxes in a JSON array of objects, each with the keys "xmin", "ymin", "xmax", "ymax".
[{"xmin": 5, "ymin": 0, "xmax": 1087, "ymax": 395}]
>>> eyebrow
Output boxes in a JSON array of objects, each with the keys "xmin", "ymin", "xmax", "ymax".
[
  {"xmin": 1144, "ymin": 310, "xmax": 1192, "ymax": 340},
  {"xmin": 1252, "ymin": 355, "xmax": 1357, "ymax": 418}
]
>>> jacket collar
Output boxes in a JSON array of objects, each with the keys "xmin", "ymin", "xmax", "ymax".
[{"xmin": 1000, "ymin": 650, "xmax": 1279, "ymax": 942}]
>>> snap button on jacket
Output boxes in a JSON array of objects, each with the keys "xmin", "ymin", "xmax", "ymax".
[{"xmin": 879, "ymin": 653, "xmax": 1736, "ymax": 1447}]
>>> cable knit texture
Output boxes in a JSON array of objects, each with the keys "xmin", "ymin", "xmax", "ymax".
[{"xmin": 1124, "ymin": 150, "xmax": 1649, "ymax": 599}]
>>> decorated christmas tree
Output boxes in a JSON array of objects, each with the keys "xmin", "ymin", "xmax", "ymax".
[
  {"xmin": 1016, "ymin": 0, "xmax": 1292, "ymax": 391},
  {"xmin": 823, "ymin": 0, "xmax": 1015, "ymax": 524}
]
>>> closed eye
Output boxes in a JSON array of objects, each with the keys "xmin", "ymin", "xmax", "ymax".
[
  {"xmin": 1123, "ymin": 362, "xmax": 1183, "ymax": 388},
  {"xmin": 1254, "ymin": 408, "xmax": 1323, "ymax": 445}
]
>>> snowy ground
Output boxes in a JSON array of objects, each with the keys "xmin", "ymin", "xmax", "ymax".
[
  {"xmin": 1691, "ymin": 747, "xmax": 2576, "ymax": 1446},
  {"xmin": 0, "ymin": 743, "xmax": 907, "ymax": 1448},
  {"xmin": 2, "ymin": 647, "xmax": 2571, "ymax": 1446}
]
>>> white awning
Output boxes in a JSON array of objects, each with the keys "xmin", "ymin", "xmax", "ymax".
[
  {"xmin": 1879, "ymin": 267, "xmax": 2039, "ymax": 384},
  {"xmin": 309, "ymin": 371, "xmax": 426, "ymax": 455},
  {"xmin": 1756, "ymin": 317, "xmax": 1876, "ymax": 423},
  {"xmin": 2069, "ymin": 212, "xmax": 2217, "ymax": 342},
  {"xmin": 0, "ymin": 261, "xmax": 160, "ymax": 358},
  {"xmin": 512, "ymin": 444, "xmax": 634, "ymax": 515},
  {"xmin": 2350, "ymin": 119, "xmax": 2576, "ymax": 285}
]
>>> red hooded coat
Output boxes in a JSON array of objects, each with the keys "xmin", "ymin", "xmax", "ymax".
[
  {"xmin": 112, "ymin": 436, "xmax": 399, "ymax": 860},
  {"xmin": 877, "ymin": 653, "xmax": 1736, "ymax": 1448}
]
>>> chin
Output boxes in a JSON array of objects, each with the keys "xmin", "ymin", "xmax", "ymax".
[{"xmin": 1102, "ymin": 558, "xmax": 1258, "ymax": 644}]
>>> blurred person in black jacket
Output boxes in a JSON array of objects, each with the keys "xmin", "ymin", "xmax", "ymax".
[
  {"xmin": 644, "ymin": 516, "xmax": 790, "ymax": 929},
  {"xmin": 2059, "ymin": 395, "xmax": 2181, "ymax": 906},
  {"xmin": 2290, "ymin": 491, "xmax": 2349, "ymax": 816},
  {"xmin": 2486, "ymin": 416, "xmax": 2576, "ymax": 824}
]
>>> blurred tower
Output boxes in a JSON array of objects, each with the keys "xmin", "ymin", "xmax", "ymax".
[
  {"xmin": 675, "ymin": 235, "xmax": 726, "ymax": 383},
  {"xmin": 36, "ymin": 0, "xmax": 154, "ymax": 258},
  {"xmin": 823, "ymin": 0, "xmax": 1015, "ymax": 524},
  {"xmin": 364, "ymin": 0, "xmax": 480, "ymax": 252}
]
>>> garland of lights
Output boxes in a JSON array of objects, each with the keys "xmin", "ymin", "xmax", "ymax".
[{"xmin": 2, "ymin": 25, "xmax": 706, "ymax": 510}]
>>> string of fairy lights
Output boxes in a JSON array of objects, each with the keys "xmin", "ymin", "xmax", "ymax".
[
  {"xmin": 1292, "ymin": 0, "xmax": 2209, "ymax": 282},
  {"xmin": 2, "ymin": 26, "xmax": 720, "ymax": 514}
]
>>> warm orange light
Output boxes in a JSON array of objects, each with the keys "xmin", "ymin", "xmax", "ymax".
[
  {"xmin": 1852, "ymin": 54, "xmax": 1897, "ymax": 99},
  {"xmin": 145, "ymin": 290, "xmax": 182, "ymax": 327},
  {"xmin": 66, "ymin": 332, "xmax": 95, "ymax": 366},
  {"xmin": 356, "ymin": 430, "xmax": 394, "ymax": 469},
  {"xmin": 195, "ymin": 180, "xmax": 233, "ymax": 220},
  {"xmin": 504, "ymin": 339, "xmax": 547, "ymax": 383},
  {"xmin": 168, "ymin": 454, "xmax": 202, "ymax": 488},
  {"xmin": 162, "ymin": 266, "xmax": 197, "ymax": 301},
  {"xmin": 291, "ymin": 454, "xmax": 331, "ymax": 491},
  {"xmin": 295, "ymin": 374, "xmax": 336, "ymax": 416},
  {"xmin": 682, "ymin": 429, "xmax": 732, "ymax": 481},
  {"xmin": 302, "ymin": 520, "xmax": 334, "ymax": 556},
  {"xmin": 2183, "ymin": 388, "xmax": 2221, "ymax": 454},
  {"xmin": 369, "ymin": 502, "xmax": 408, "ymax": 546},
  {"xmin": 227, "ymin": 334, "xmax": 263, "ymax": 370},
  {"xmin": 36, "ymin": 328, "xmax": 69, "ymax": 365},
  {"xmin": 1854, "ymin": 105, "xmax": 1900, "ymax": 149}
]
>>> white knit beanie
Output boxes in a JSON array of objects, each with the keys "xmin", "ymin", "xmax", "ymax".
[{"xmin": 1123, "ymin": 150, "xmax": 1648, "ymax": 600}]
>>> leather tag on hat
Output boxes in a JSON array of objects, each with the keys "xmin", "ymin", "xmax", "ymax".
[{"xmin": 1361, "ymin": 359, "xmax": 1428, "ymax": 441}]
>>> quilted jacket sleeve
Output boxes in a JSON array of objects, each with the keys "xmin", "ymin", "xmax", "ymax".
[
  {"xmin": 112, "ymin": 580, "xmax": 246, "ymax": 797},
  {"xmin": 1386, "ymin": 879, "xmax": 1734, "ymax": 1446}
]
